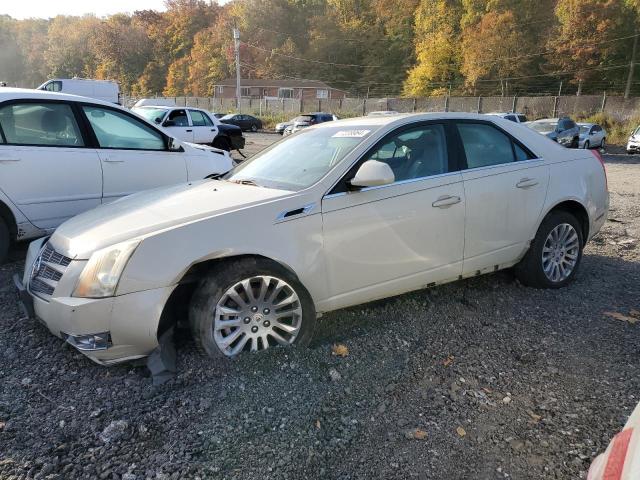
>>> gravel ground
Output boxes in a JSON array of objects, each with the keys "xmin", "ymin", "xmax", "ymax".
[{"xmin": 0, "ymin": 144, "xmax": 639, "ymax": 480}]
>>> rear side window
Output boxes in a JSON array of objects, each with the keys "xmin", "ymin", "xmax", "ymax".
[
  {"xmin": 189, "ymin": 110, "xmax": 213, "ymax": 127},
  {"xmin": 517, "ymin": 115, "xmax": 527, "ymax": 122},
  {"xmin": 505, "ymin": 115, "xmax": 516, "ymax": 122},
  {"xmin": 0, "ymin": 102, "xmax": 84, "ymax": 147},
  {"xmin": 82, "ymin": 106, "xmax": 165, "ymax": 151},
  {"xmin": 42, "ymin": 81, "xmax": 62, "ymax": 92},
  {"xmin": 457, "ymin": 123, "xmax": 533, "ymax": 169}
]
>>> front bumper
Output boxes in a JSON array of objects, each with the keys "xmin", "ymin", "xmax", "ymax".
[
  {"xmin": 18, "ymin": 240, "xmax": 175, "ymax": 365},
  {"xmin": 230, "ymin": 135, "xmax": 246, "ymax": 150}
]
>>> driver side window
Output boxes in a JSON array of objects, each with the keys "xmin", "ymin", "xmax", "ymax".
[{"xmin": 365, "ymin": 124, "xmax": 448, "ymax": 183}]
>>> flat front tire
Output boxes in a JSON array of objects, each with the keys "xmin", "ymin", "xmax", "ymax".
[
  {"xmin": 189, "ymin": 258, "xmax": 316, "ymax": 359},
  {"xmin": 515, "ymin": 211, "xmax": 584, "ymax": 289}
]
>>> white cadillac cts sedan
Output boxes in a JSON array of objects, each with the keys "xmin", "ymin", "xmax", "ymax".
[{"xmin": 17, "ymin": 113, "xmax": 609, "ymax": 365}]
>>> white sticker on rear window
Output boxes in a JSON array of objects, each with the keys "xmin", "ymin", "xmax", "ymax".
[{"xmin": 332, "ymin": 129, "xmax": 370, "ymax": 138}]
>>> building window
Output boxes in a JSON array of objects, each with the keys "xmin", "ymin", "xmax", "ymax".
[
  {"xmin": 278, "ymin": 88, "xmax": 294, "ymax": 99},
  {"xmin": 241, "ymin": 87, "xmax": 251, "ymax": 97},
  {"xmin": 215, "ymin": 85, "xmax": 224, "ymax": 96},
  {"xmin": 316, "ymin": 89, "xmax": 329, "ymax": 99}
]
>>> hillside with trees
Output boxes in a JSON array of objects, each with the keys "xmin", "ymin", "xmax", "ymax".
[{"xmin": 0, "ymin": 0, "xmax": 639, "ymax": 97}]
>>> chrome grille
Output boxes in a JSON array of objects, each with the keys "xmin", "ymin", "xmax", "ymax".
[{"xmin": 28, "ymin": 243, "xmax": 72, "ymax": 299}]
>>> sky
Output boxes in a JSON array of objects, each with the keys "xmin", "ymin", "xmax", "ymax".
[{"xmin": 2, "ymin": 0, "xmax": 229, "ymax": 19}]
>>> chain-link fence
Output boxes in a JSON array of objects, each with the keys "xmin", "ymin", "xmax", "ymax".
[{"xmin": 120, "ymin": 93, "xmax": 639, "ymax": 121}]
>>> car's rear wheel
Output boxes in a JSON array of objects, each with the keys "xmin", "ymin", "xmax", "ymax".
[
  {"xmin": 583, "ymin": 140, "xmax": 590, "ymax": 149},
  {"xmin": 212, "ymin": 136, "xmax": 231, "ymax": 151},
  {"xmin": 600, "ymin": 138, "xmax": 606, "ymax": 149},
  {"xmin": 571, "ymin": 137, "xmax": 579, "ymax": 148},
  {"xmin": 189, "ymin": 258, "xmax": 316, "ymax": 359},
  {"xmin": 251, "ymin": 124, "xmax": 258, "ymax": 132},
  {"xmin": 515, "ymin": 211, "xmax": 584, "ymax": 289},
  {"xmin": 0, "ymin": 218, "xmax": 9, "ymax": 264}
]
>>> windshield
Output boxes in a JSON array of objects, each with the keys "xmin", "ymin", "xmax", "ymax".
[
  {"xmin": 225, "ymin": 125, "xmax": 374, "ymax": 191},
  {"xmin": 133, "ymin": 107, "xmax": 167, "ymax": 124},
  {"xmin": 579, "ymin": 125, "xmax": 590, "ymax": 134},
  {"xmin": 529, "ymin": 121, "xmax": 557, "ymax": 133}
]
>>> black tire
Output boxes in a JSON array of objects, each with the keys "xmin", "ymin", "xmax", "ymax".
[
  {"xmin": 514, "ymin": 210, "xmax": 584, "ymax": 289},
  {"xmin": 250, "ymin": 124, "xmax": 258, "ymax": 132},
  {"xmin": 189, "ymin": 257, "xmax": 316, "ymax": 359},
  {"xmin": 571, "ymin": 136, "xmax": 579, "ymax": 148},
  {"xmin": 0, "ymin": 218, "xmax": 8, "ymax": 264},
  {"xmin": 212, "ymin": 136, "xmax": 231, "ymax": 151},
  {"xmin": 600, "ymin": 138, "xmax": 606, "ymax": 149},
  {"xmin": 583, "ymin": 140, "xmax": 590, "ymax": 149}
]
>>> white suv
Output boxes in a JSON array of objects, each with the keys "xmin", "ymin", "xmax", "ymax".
[{"xmin": 0, "ymin": 89, "xmax": 233, "ymax": 262}]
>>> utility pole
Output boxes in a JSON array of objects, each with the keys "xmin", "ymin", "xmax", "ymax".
[
  {"xmin": 233, "ymin": 28, "xmax": 241, "ymax": 112},
  {"xmin": 625, "ymin": 32, "xmax": 638, "ymax": 99}
]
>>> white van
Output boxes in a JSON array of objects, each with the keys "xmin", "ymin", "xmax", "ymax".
[{"xmin": 37, "ymin": 78, "xmax": 120, "ymax": 104}]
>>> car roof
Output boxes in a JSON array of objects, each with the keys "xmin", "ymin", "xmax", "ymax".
[
  {"xmin": 313, "ymin": 112, "xmax": 525, "ymax": 129},
  {"xmin": 0, "ymin": 87, "xmax": 120, "ymax": 108},
  {"xmin": 577, "ymin": 122, "xmax": 595, "ymax": 127}
]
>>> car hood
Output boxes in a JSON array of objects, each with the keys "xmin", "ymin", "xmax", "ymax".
[
  {"xmin": 183, "ymin": 142, "xmax": 228, "ymax": 156},
  {"xmin": 50, "ymin": 180, "xmax": 291, "ymax": 259}
]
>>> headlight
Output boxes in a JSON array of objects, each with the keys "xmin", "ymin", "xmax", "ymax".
[{"xmin": 73, "ymin": 240, "xmax": 140, "ymax": 298}]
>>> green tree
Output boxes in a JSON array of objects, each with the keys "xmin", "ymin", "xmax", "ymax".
[{"xmin": 403, "ymin": 0, "xmax": 463, "ymax": 96}]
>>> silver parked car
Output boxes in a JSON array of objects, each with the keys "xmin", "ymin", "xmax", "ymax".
[{"xmin": 578, "ymin": 123, "xmax": 606, "ymax": 149}]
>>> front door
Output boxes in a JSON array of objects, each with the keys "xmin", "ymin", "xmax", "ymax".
[
  {"xmin": 454, "ymin": 121, "xmax": 550, "ymax": 275},
  {"xmin": 321, "ymin": 123, "xmax": 465, "ymax": 311},
  {"xmin": 0, "ymin": 101, "xmax": 102, "ymax": 230},
  {"xmin": 80, "ymin": 105, "xmax": 188, "ymax": 203},
  {"xmin": 163, "ymin": 109, "xmax": 193, "ymax": 143}
]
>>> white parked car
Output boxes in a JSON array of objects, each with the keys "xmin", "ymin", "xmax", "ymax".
[
  {"xmin": 578, "ymin": 122, "xmax": 606, "ymax": 149},
  {"xmin": 16, "ymin": 113, "xmax": 608, "ymax": 365},
  {"xmin": 37, "ymin": 78, "xmax": 120, "ymax": 104},
  {"xmin": 626, "ymin": 126, "xmax": 640, "ymax": 154},
  {"xmin": 0, "ymin": 89, "xmax": 233, "ymax": 262},
  {"xmin": 132, "ymin": 104, "xmax": 219, "ymax": 144}
]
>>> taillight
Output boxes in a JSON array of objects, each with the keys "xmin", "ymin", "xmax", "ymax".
[{"xmin": 591, "ymin": 149, "xmax": 607, "ymax": 190}]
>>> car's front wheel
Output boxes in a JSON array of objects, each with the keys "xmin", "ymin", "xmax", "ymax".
[
  {"xmin": 251, "ymin": 124, "xmax": 258, "ymax": 132},
  {"xmin": 583, "ymin": 140, "xmax": 590, "ymax": 149},
  {"xmin": 189, "ymin": 258, "xmax": 316, "ymax": 359},
  {"xmin": 515, "ymin": 210, "xmax": 584, "ymax": 288}
]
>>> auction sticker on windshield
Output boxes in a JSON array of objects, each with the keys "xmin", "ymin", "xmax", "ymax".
[{"xmin": 332, "ymin": 130, "xmax": 371, "ymax": 138}]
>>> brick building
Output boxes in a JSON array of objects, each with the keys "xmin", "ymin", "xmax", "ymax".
[{"xmin": 213, "ymin": 78, "xmax": 347, "ymax": 100}]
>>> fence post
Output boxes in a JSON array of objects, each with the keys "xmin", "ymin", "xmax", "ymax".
[
  {"xmin": 318, "ymin": 99, "xmax": 321, "ymax": 112},
  {"xmin": 552, "ymin": 96, "xmax": 559, "ymax": 118},
  {"xmin": 412, "ymin": 98, "xmax": 417, "ymax": 112},
  {"xmin": 601, "ymin": 91, "xmax": 607, "ymax": 112},
  {"xmin": 477, "ymin": 96, "xmax": 482, "ymax": 114},
  {"xmin": 512, "ymin": 95, "xmax": 518, "ymax": 113},
  {"xmin": 362, "ymin": 99, "xmax": 367, "ymax": 116},
  {"xmin": 444, "ymin": 95, "xmax": 450, "ymax": 112}
]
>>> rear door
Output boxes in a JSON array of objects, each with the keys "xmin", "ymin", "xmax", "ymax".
[
  {"xmin": 0, "ymin": 100, "xmax": 101, "ymax": 230},
  {"xmin": 455, "ymin": 121, "xmax": 549, "ymax": 275},
  {"xmin": 188, "ymin": 109, "xmax": 218, "ymax": 144},
  {"xmin": 79, "ymin": 105, "xmax": 188, "ymax": 203}
]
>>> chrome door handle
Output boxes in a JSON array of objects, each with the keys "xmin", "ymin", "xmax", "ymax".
[
  {"xmin": 0, "ymin": 157, "xmax": 20, "ymax": 163},
  {"xmin": 432, "ymin": 195, "xmax": 461, "ymax": 208},
  {"xmin": 516, "ymin": 178, "xmax": 539, "ymax": 188}
]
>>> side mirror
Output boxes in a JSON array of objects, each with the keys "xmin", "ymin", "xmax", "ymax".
[
  {"xmin": 168, "ymin": 137, "xmax": 183, "ymax": 152},
  {"xmin": 349, "ymin": 160, "xmax": 395, "ymax": 189},
  {"xmin": 154, "ymin": 117, "xmax": 162, "ymax": 124}
]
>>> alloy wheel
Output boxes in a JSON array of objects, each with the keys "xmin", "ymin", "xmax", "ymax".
[
  {"xmin": 541, "ymin": 223, "xmax": 580, "ymax": 283},
  {"xmin": 213, "ymin": 275, "xmax": 303, "ymax": 356}
]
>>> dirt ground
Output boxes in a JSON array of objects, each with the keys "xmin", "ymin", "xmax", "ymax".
[{"xmin": 0, "ymin": 136, "xmax": 639, "ymax": 480}]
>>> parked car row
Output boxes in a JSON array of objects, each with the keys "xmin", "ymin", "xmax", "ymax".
[
  {"xmin": 277, "ymin": 112, "xmax": 338, "ymax": 135},
  {"xmin": 13, "ymin": 111, "xmax": 608, "ymax": 367}
]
